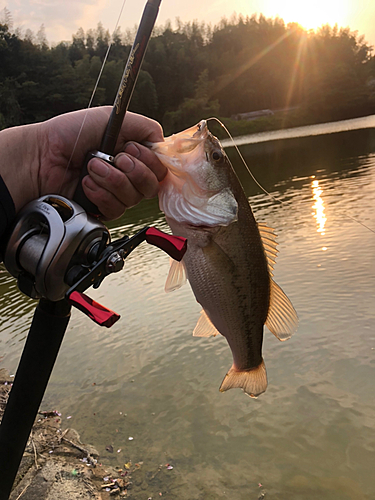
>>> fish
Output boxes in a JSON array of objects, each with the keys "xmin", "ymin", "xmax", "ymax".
[{"xmin": 150, "ymin": 121, "xmax": 298, "ymax": 397}]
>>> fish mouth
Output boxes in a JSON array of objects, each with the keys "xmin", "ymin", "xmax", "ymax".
[
  {"xmin": 169, "ymin": 120, "xmax": 209, "ymax": 152},
  {"xmin": 156, "ymin": 120, "xmax": 209, "ymax": 159},
  {"xmin": 194, "ymin": 121, "xmax": 223, "ymax": 152},
  {"xmin": 192, "ymin": 120, "xmax": 208, "ymax": 140},
  {"xmin": 149, "ymin": 121, "xmax": 210, "ymax": 157}
]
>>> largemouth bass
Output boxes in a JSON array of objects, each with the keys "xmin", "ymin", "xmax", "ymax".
[{"xmin": 150, "ymin": 121, "xmax": 298, "ymax": 397}]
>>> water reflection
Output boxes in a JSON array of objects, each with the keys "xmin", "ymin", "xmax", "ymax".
[
  {"xmin": 0, "ymin": 122, "xmax": 375, "ymax": 499},
  {"xmin": 311, "ymin": 178, "xmax": 327, "ymax": 235}
]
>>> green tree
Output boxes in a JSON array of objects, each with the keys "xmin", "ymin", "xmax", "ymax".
[
  {"xmin": 130, "ymin": 70, "xmax": 159, "ymax": 118},
  {"xmin": 95, "ymin": 22, "xmax": 110, "ymax": 60},
  {"xmin": 1, "ymin": 11, "xmax": 375, "ymax": 131},
  {"xmin": 163, "ymin": 69, "xmax": 220, "ymax": 133},
  {"xmin": 69, "ymin": 28, "xmax": 86, "ymax": 63}
]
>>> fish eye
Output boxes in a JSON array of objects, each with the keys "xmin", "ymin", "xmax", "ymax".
[{"xmin": 212, "ymin": 150, "xmax": 224, "ymax": 163}]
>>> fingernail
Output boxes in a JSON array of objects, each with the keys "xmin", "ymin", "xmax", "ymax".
[
  {"xmin": 89, "ymin": 159, "xmax": 109, "ymax": 177},
  {"xmin": 124, "ymin": 142, "xmax": 140, "ymax": 158},
  {"xmin": 116, "ymin": 153, "xmax": 135, "ymax": 173}
]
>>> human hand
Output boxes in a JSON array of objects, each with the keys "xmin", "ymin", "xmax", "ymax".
[{"xmin": 0, "ymin": 107, "xmax": 167, "ymax": 220}]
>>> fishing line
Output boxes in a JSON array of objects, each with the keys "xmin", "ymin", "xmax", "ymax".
[
  {"xmin": 58, "ymin": 0, "xmax": 128, "ymax": 193},
  {"xmin": 344, "ymin": 214, "xmax": 375, "ymax": 234},
  {"xmin": 206, "ymin": 117, "xmax": 375, "ymax": 235},
  {"xmin": 207, "ymin": 117, "xmax": 283, "ymax": 205}
]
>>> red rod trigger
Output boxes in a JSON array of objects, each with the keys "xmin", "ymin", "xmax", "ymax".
[{"xmin": 145, "ymin": 227, "xmax": 187, "ymax": 261}]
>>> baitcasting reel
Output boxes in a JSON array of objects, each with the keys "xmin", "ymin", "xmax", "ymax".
[
  {"xmin": 4, "ymin": 194, "xmax": 187, "ymax": 326},
  {"xmin": 4, "ymin": 195, "xmax": 108, "ymax": 302}
]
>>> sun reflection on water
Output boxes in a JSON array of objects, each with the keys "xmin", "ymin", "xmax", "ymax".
[{"xmin": 311, "ymin": 178, "xmax": 327, "ymax": 235}]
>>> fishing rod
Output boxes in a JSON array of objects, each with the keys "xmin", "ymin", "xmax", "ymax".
[
  {"xmin": 0, "ymin": 2, "xmax": 182, "ymax": 499},
  {"xmin": 74, "ymin": 0, "xmax": 163, "ymax": 216}
]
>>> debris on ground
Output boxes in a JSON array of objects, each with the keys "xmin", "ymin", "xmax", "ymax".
[{"xmin": 0, "ymin": 368, "xmax": 172, "ymax": 499}]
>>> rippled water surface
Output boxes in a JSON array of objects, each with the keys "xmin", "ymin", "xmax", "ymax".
[{"xmin": 1, "ymin": 118, "xmax": 375, "ymax": 499}]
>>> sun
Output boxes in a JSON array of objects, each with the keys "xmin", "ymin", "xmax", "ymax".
[{"xmin": 263, "ymin": 0, "xmax": 350, "ymax": 31}]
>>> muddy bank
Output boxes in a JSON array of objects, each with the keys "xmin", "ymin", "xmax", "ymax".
[{"xmin": 0, "ymin": 369, "xmax": 156, "ymax": 500}]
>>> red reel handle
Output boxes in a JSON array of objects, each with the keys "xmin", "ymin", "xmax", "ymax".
[{"xmin": 68, "ymin": 291, "xmax": 120, "ymax": 328}]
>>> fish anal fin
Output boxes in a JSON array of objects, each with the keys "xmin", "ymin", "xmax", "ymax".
[
  {"xmin": 265, "ymin": 278, "xmax": 298, "ymax": 341},
  {"xmin": 219, "ymin": 360, "xmax": 268, "ymax": 398},
  {"xmin": 165, "ymin": 258, "xmax": 187, "ymax": 293},
  {"xmin": 193, "ymin": 310, "xmax": 220, "ymax": 337}
]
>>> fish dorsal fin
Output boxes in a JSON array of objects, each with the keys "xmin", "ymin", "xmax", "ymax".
[
  {"xmin": 257, "ymin": 222, "xmax": 278, "ymax": 276},
  {"xmin": 265, "ymin": 278, "xmax": 298, "ymax": 341},
  {"xmin": 193, "ymin": 310, "xmax": 220, "ymax": 337},
  {"xmin": 165, "ymin": 258, "xmax": 187, "ymax": 293}
]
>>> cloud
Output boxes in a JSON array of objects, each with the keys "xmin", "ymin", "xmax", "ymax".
[
  {"xmin": 3, "ymin": 0, "xmax": 97, "ymax": 41},
  {"xmin": 2, "ymin": 0, "xmax": 375, "ymax": 46}
]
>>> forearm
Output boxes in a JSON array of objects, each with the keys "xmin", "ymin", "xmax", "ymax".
[{"xmin": 0, "ymin": 124, "xmax": 41, "ymax": 213}]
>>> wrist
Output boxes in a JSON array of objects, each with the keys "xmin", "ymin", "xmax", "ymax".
[{"xmin": 0, "ymin": 123, "xmax": 41, "ymax": 213}]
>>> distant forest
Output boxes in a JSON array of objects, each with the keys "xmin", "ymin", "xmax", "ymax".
[{"xmin": 1, "ymin": 9, "xmax": 375, "ymax": 135}]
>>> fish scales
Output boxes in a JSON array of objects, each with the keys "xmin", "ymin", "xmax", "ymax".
[{"xmin": 150, "ymin": 121, "xmax": 298, "ymax": 397}]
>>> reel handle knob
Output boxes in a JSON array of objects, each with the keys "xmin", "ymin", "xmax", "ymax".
[{"xmin": 68, "ymin": 291, "xmax": 120, "ymax": 328}]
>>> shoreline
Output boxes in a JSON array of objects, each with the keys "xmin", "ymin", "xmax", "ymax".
[{"xmin": 0, "ymin": 368, "xmax": 136, "ymax": 499}]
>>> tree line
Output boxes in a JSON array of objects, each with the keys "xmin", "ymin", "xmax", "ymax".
[{"xmin": 1, "ymin": 9, "xmax": 375, "ymax": 134}]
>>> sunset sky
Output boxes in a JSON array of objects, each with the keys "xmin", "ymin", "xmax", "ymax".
[{"xmin": 1, "ymin": 0, "xmax": 375, "ymax": 47}]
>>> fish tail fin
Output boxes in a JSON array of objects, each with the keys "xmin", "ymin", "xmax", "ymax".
[{"xmin": 219, "ymin": 360, "xmax": 267, "ymax": 398}]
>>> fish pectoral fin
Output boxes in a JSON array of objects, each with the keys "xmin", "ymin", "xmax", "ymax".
[
  {"xmin": 219, "ymin": 361, "xmax": 267, "ymax": 398},
  {"xmin": 164, "ymin": 258, "xmax": 187, "ymax": 293},
  {"xmin": 265, "ymin": 278, "xmax": 298, "ymax": 341},
  {"xmin": 193, "ymin": 310, "xmax": 221, "ymax": 337}
]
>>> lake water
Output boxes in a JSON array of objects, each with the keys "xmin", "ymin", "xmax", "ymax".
[{"xmin": 1, "ymin": 116, "xmax": 375, "ymax": 499}]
